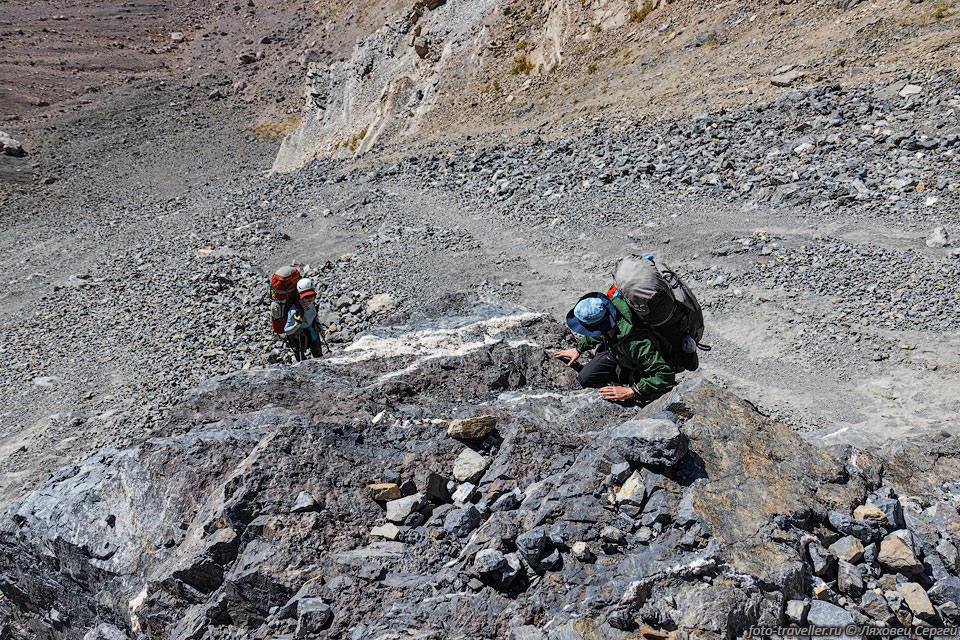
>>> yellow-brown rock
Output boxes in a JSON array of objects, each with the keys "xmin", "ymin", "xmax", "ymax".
[
  {"xmin": 367, "ymin": 483, "xmax": 402, "ymax": 501},
  {"xmin": 447, "ymin": 416, "xmax": 497, "ymax": 440},
  {"xmin": 853, "ymin": 504, "xmax": 888, "ymax": 524}
]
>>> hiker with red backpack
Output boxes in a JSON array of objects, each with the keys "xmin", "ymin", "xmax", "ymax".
[
  {"xmin": 284, "ymin": 278, "xmax": 324, "ymax": 360},
  {"xmin": 555, "ymin": 255, "xmax": 709, "ymax": 405},
  {"xmin": 268, "ymin": 264, "xmax": 327, "ymax": 362}
]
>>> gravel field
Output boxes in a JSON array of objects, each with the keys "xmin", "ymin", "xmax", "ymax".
[{"xmin": 0, "ymin": 68, "xmax": 958, "ymax": 506}]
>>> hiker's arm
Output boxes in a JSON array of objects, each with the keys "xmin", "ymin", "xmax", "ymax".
[
  {"xmin": 576, "ymin": 336, "xmax": 600, "ymax": 353},
  {"xmin": 625, "ymin": 338, "xmax": 676, "ymax": 394},
  {"xmin": 554, "ymin": 348, "xmax": 581, "ymax": 366},
  {"xmin": 284, "ymin": 309, "xmax": 301, "ymax": 336}
]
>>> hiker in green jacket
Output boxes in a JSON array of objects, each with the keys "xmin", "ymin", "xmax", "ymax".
[{"xmin": 555, "ymin": 292, "xmax": 675, "ymax": 404}]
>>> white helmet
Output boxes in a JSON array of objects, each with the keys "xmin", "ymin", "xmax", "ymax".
[{"xmin": 297, "ymin": 278, "xmax": 314, "ymax": 294}]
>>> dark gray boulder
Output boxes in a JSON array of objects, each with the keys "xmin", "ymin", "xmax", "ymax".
[{"xmin": 610, "ymin": 419, "xmax": 688, "ymax": 467}]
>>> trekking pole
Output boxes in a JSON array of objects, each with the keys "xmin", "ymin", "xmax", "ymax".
[
  {"xmin": 295, "ymin": 332, "xmax": 305, "ymax": 362},
  {"xmin": 317, "ymin": 323, "xmax": 330, "ymax": 353}
]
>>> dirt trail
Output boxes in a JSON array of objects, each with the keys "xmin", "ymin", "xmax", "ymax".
[{"xmin": 273, "ymin": 178, "xmax": 960, "ymax": 445}]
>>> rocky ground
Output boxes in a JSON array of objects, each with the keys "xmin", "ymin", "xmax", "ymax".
[
  {"xmin": 0, "ymin": 0, "xmax": 959, "ymax": 635},
  {"xmin": 2, "ymin": 307, "xmax": 960, "ymax": 639},
  {"xmin": 0, "ymin": 60, "xmax": 958, "ymax": 507}
]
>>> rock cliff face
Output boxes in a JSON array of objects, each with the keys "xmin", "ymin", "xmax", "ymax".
[
  {"xmin": 272, "ymin": 0, "xmax": 645, "ymax": 172},
  {"xmin": 273, "ymin": 0, "xmax": 496, "ymax": 172},
  {"xmin": 2, "ymin": 305, "xmax": 959, "ymax": 639}
]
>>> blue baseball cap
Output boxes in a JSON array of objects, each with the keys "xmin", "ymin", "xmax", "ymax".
[{"xmin": 566, "ymin": 293, "xmax": 617, "ymax": 336}]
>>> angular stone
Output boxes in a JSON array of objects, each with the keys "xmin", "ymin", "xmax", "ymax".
[
  {"xmin": 494, "ymin": 552, "xmax": 523, "ymax": 589},
  {"xmin": 370, "ymin": 523, "xmax": 400, "ymax": 540},
  {"xmin": 451, "ymin": 482, "xmax": 477, "ymax": 505},
  {"xmin": 676, "ymin": 491, "xmax": 698, "ymax": 527},
  {"xmin": 424, "ymin": 472, "xmax": 450, "ymax": 503},
  {"xmin": 399, "ymin": 479, "xmax": 417, "ymax": 497},
  {"xmin": 296, "ymin": 598, "xmax": 332, "ymax": 636},
  {"xmin": 827, "ymin": 511, "xmax": 883, "ymax": 542},
  {"xmin": 837, "ymin": 560, "xmax": 864, "ymax": 598},
  {"xmin": 610, "ymin": 419, "xmax": 688, "ymax": 467},
  {"xmin": 368, "ymin": 483, "xmax": 402, "ymax": 502},
  {"xmin": 899, "ymin": 84, "xmax": 922, "ymax": 98},
  {"xmin": 771, "ymin": 69, "xmax": 806, "ymax": 87},
  {"xmin": 474, "ymin": 549, "xmax": 506, "ymax": 573},
  {"xmin": 413, "ymin": 36, "xmax": 429, "ymax": 58},
  {"xmin": 491, "ymin": 488, "xmax": 523, "ymax": 512},
  {"xmin": 928, "ymin": 576, "xmax": 960, "ymax": 606},
  {"xmin": 365, "ymin": 293, "xmax": 394, "ymax": 315},
  {"xmin": 443, "ymin": 505, "xmax": 481, "ymax": 537},
  {"xmin": 291, "ymin": 491, "xmax": 319, "ymax": 514},
  {"xmin": 571, "ymin": 541, "xmax": 594, "ymax": 562},
  {"xmin": 452, "ymin": 448, "xmax": 489, "ymax": 483},
  {"xmin": 937, "ymin": 539, "xmax": 959, "ymax": 573},
  {"xmin": 829, "ymin": 536, "xmax": 865, "ymax": 564},
  {"xmin": 940, "ymin": 600, "xmax": 960, "ymax": 624},
  {"xmin": 516, "ymin": 526, "xmax": 547, "ymax": 561},
  {"xmin": 385, "ymin": 493, "xmax": 424, "ymax": 523},
  {"xmin": 538, "ymin": 547, "xmax": 561, "ymax": 570},
  {"xmin": 614, "ymin": 470, "xmax": 646, "ymax": 509},
  {"xmin": 784, "ymin": 599, "xmax": 809, "ymax": 624},
  {"xmin": 806, "ymin": 600, "xmax": 854, "ymax": 626},
  {"xmin": 878, "ymin": 534, "xmax": 924, "ymax": 577},
  {"xmin": 601, "ymin": 525, "xmax": 625, "ymax": 546},
  {"xmin": 812, "ymin": 582, "xmax": 831, "ymax": 601},
  {"xmin": 447, "ymin": 416, "xmax": 497, "ymax": 440},
  {"xmin": 898, "ymin": 583, "xmax": 936, "ymax": 620},
  {"xmin": 869, "ymin": 497, "xmax": 904, "ymax": 529},
  {"xmin": 808, "ymin": 541, "xmax": 835, "ymax": 579},
  {"xmin": 640, "ymin": 490, "xmax": 674, "ymax": 527},
  {"xmin": 609, "ymin": 462, "xmax": 631, "ymax": 486},
  {"xmin": 853, "ymin": 504, "xmax": 888, "ymax": 524},
  {"xmin": 861, "ymin": 591, "xmax": 895, "ymax": 624}
]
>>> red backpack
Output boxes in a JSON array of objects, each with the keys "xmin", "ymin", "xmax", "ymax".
[{"xmin": 268, "ymin": 265, "xmax": 302, "ymax": 334}]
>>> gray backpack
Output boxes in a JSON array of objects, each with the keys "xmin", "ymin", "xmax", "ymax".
[{"xmin": 612, "ymin": 255, "xmax": 710, "ymax": 372}]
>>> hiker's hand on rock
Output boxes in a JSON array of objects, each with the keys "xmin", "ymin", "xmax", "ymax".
[
  {"xmin": 599, "ymin": 385, "xmax": 635, "ymax": 401},
  {"xmin": 554, "ymin": 348, "xmax": 580, "ymax": 366}
]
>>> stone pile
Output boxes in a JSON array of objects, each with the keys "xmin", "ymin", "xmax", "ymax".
[
  {"xmin": 371, "ymin": 72, "xmax": 959, "ymax": 226},
  {"xmin": 1, "ymin": 306, "xmax": 958, "ymax": 639}
]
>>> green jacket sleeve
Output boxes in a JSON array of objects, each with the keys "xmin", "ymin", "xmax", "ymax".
[
  {"xmin": 622, "ymin": 336, "xmax": 676, "ymax": 394},
  {"xmin": 577, "ymin": 335, "xmax": 601, "ymax": 352}
]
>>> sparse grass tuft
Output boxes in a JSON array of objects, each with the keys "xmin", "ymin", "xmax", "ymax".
[
  {"xmin": 510, "ymin": 55, "xmax": 534, "ymax": 75},
  {"xmin": 628, "ymin": 2, "xmax": 655, "ymax": 24},
  {"xmin": 250, "ymin": 115, "xmax": 301, "ymax": 141},
  {"xmin": 927, "ymin": 1, "xmax": 957, "ymax": 21},
  {"xmin": 515, "ymin": 40, "xmax": 529, "ymax": 51}
]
